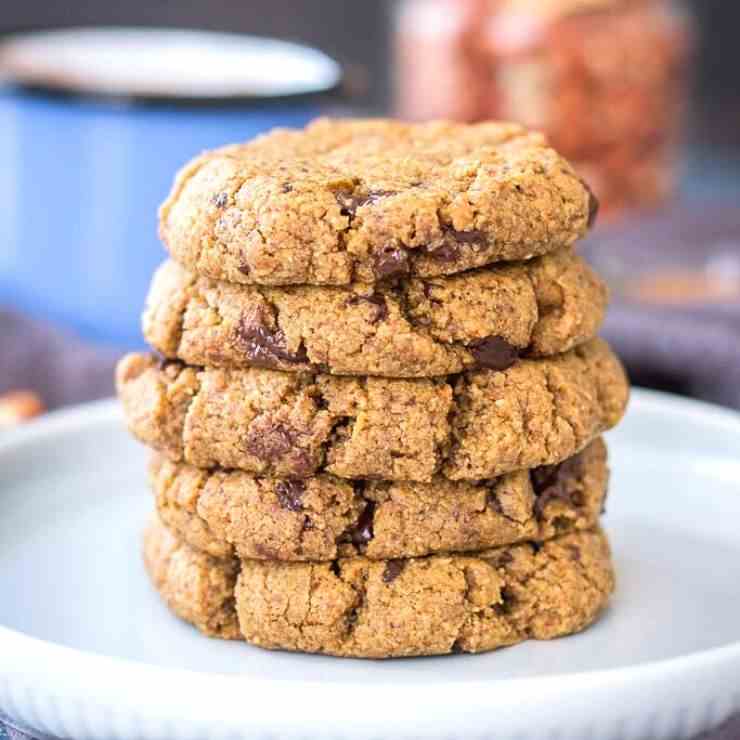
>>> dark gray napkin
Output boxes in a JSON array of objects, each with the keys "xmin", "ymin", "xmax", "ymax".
[
  {"xmin": 0, "ymin": 309, "xmax": 118, "ymax": 409},
  {"xmin": 584, "ymin": 198, "xmax": 740, "ymax": 408}
]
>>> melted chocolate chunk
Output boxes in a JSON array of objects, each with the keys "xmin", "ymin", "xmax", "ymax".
[
  {"xmin": 212, "ymin": 192, "xmax": 229, "ymax": 208},
  {"xmin": 493, "ymin": 585, "xmax": 517, "ymax": 616},
  {"xmin": 584, "ymin": 182, "xmax": 600, "ymax": 229},
  {"xmin": 382, "ymin": 560, "xmax": 407, "ymax": 584},
  {"xmin": 275, "ymin": 480, "xmax": 306, "ymax": 512},
  {"xmin": 245, "ymin": 420, "xmax": 313, "ymax": 476},
  {"xmin": 487, "ymin": 486, "xmax": 503, "ymax": 514},
  {"xmin": 236, "ymin": 307, "xmax": 309, "ymax": 368},
  {"xmin": 347, "ymin": 293, "xmax": 388, "ymax": 323},
  {"xmin": 155, "ymin": 354, "xmax": 184, "ymax": 373},
  {"xmin": 425, "ymin": 227, "xmax": 487, "ymax": 263},
  {"xmin": 373, "ymin": 245, "xmax": 410, "ymax": 280},
  {"xmin": 342, "ymin": 501, "xmax": 376, "ymax": 548},
  {"xmin": 496, "ymin": 551, "xmax": 514, "ymax": 567},
  {"xmin": 530, "ymin": 453, "xmax": 585, "ymax": 518},
  {"xmin": 446, "ymin": 227, "xmax": 486, "ymax": 244},
  {"xmin": 336, "ymin": 189, "xmax": 395, "ymax": 218},
  {"xmin": 469, "ymin": 336, "xmax": 519, "ymax": 370},
  {"xmin": 425, "ymin": 242, "xmax": 460, "ymax": 263}
]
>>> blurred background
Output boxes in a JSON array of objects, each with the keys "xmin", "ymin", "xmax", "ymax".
[{"xmin": 1, "ymin": 0, "xmax": 739, "ymax": 424}]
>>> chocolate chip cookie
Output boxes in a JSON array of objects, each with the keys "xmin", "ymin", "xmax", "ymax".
[
  {"xmin": 117, "ymin": 338, "xmax": 628, "ymax": 481},
  {"xmin": 152, "ymin": 438, "xmax": 608, "ymax": 561},
  {"xmin": 144, "ymin": 248, "xmax": 606, "ymax": 377},
  {"xmin": 143, "ymin": 518, "xmax": 614, "ymax": 658},
  {"xmin": 159, "ymin": 118, "xmax": 596, "ymax": 287},
  {"xmin": 142, "ymin": 517, "xmax": 240, "ymax": 639}
]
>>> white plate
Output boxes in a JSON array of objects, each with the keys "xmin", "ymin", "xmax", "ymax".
[{"xmin": 0, "ymin": 390, "xmax": 739, "ymax": 740}]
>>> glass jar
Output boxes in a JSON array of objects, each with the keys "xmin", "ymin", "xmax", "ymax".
[{"xmin": 395, "ymin": 0, "xmax": 693, "ymax": 220}]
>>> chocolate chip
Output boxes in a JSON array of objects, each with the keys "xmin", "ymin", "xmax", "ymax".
[
  {"xmin": 336, "ymin": 188, "xmax": 395, "ymax": 218},
  {"xmin": 330, "ymin": 561, "xmax": 341, "ymax": 577},
  {"xmin": 342, "ymin": 501, "xmax": 376, "ymax": 548},
  {"xmin": 213, "ymin": 192, "xmax": 229, "ymax": 208},
  {"xmin": 451, "ymin": 639, "xmax": 464, "ymax": 654},
  {"xmin": 275, "ymin": 480, "xmax": 306, "ymax": 512},
  {"xmin": 487, "ymin": 487, "xmax": 503, "ymax": 514},
  {"xmin": 155, "ymin": 354, "xmax": 183, "ymax": 372},
  {"xmin": 347, "ymin": 293, "xmax": 388, "ymax": 323},
  {"xmin": 425, "ymin": 227, "xmax": 487, "ymax": 263},
  {"xmin": 245, "ymin": 420, "xmax": 314, "ymax": 476},
  {"xmin": 236, "ymin": 307, "xmax": 310, "ymax": 368},
  {"xmin": 425, "ymin": 242, "xmax": 460, "ymax": 263},
  {"xmin": 584, "ymin": 182, "xmax": 600, "ymax": 229},
  {"xmin": 303, "ymin": 515, "xmax": 314, "ymax": 531},
  {"xmin": 237, "ymin": 262, "xmax": 251, "ymax": 276},
  {"xmin": 530, "ymin": 453, "xmax": 585, "ymax": 518},
  {"xmin": 493, "ymin": 585, "xmax": 516, "ymax": 615},
  {"xmin": 446, "ymin": 227, "xmax": 486, "ymax": 244},
  {"xmin": 373, "ymin": 245, "xmax": 410, "ymax": 280},
  {"xmin": 281, "ymin": 183, "xmax": 294, "ymax": 193},
  {"xmin": 496, "ymin": 551, "xmax": 514, "ymax": 567},
  {"xmin": 382, "ymin": 560, "xmax": 406, "ymax": 584},
  {"xmin": 469, "ymin": 336, "xmax": 519, "ymax": 370}
]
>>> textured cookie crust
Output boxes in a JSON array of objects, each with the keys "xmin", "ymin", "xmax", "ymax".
[
  {"xmin": 143, "ymin": 249, "xmax": 606, "ymax": 377},
  {"xmin": 142, "ymin": 518, "xmax": 240, "ymax": 639},
  {"xmin": 152, "ymin": 438, "xmax": 608, "ymax": 561},
  {"xmin": 117, "ymin": 339, "xmax": 628, "ymax": 481},
  {"xmin": 143, "ymin": 520, "xmax": 614, "ymax": 658},
  {"xmin": 159, "ymin": 118, "xmax": 596, "ymax": 286}
]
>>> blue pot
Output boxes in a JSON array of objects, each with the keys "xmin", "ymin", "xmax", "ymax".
[{"xmin": 0, "ymin": 28, "xmax": 342, "ymax": 346}]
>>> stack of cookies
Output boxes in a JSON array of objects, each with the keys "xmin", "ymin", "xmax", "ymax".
[{"xmin": 116, "ymin": 118, "xmax": 629, "ymax": 659}]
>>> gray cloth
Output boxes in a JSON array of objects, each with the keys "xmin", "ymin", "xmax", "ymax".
[
  {"xmin": 0, "ymin": 309, "xmax": 118, "ymax": 409},
  {"xmin": 583, "ymin": 198, "xmax": 740, "ymax": 408}
]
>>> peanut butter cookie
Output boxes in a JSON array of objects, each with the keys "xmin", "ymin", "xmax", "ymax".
[
  {"xmin": 144, "ymin": 249, "xmax": 606, "ymax": 377},
  {"xmin": 159, "ymin": 118, "xmax": 596, "ymax": 286}
]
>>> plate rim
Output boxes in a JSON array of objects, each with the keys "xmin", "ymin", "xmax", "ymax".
[{"xmin": 2, "ymin": 389, "xmax": 740, "ymax": 735}]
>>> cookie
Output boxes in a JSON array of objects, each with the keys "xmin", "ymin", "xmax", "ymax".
[
  {"xmin": 143, "ymin": 519, "xmax": 614, "ymax": 658},
  {"xmin": 117, "ymin": 338, "xmax": 628, "ymax": 481},
  {"xmin": 144, "ymin": 249, "xmax": 606, "ymax": 377},
  {"xmin": 142, "ymin": 518, "xmax": 240, "ymax": 639},
  {"xmin": 159, "ymin": 118, "xmax": 596, "ymax": 287},
  {"xmin": 152, "ymin": 438, "xmax": 608, "ymax": 561}
]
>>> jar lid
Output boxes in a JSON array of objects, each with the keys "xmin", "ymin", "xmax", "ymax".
[{"xmin": 0, "ymin": 27, "xmax": 343, "ymax": 103}]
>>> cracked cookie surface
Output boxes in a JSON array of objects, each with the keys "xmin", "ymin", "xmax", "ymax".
[
  {"xmin": 152, "ymin": 438, "xmax": 608, "ymax": 561},
  {"xmin": 142, "ymin": 518, "xmax": 240, "ymax": 639},
  {"xmin": 159, "ymin": 118, "xmax": 596, "ymax": 287},
  {"xmin": 144, "ymin": 249, "xmax": 606, "ymax": 377},
  {"xmin": 117, "ymin": 339, "xmax": 628, "ymax": 481},
  {"xmin": 143, "ymin": 519, "xmax": 614, "ymax": 658}
]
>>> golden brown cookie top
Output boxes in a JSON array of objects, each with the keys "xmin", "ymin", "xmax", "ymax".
[{"xmin": 160, "ymin": 118, "xmax": 596, "ymax": 286}]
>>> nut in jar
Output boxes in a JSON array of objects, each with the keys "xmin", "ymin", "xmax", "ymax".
[{"xmin": 395, "ymin": 0, "xmax": 693, "ymax": 219}]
